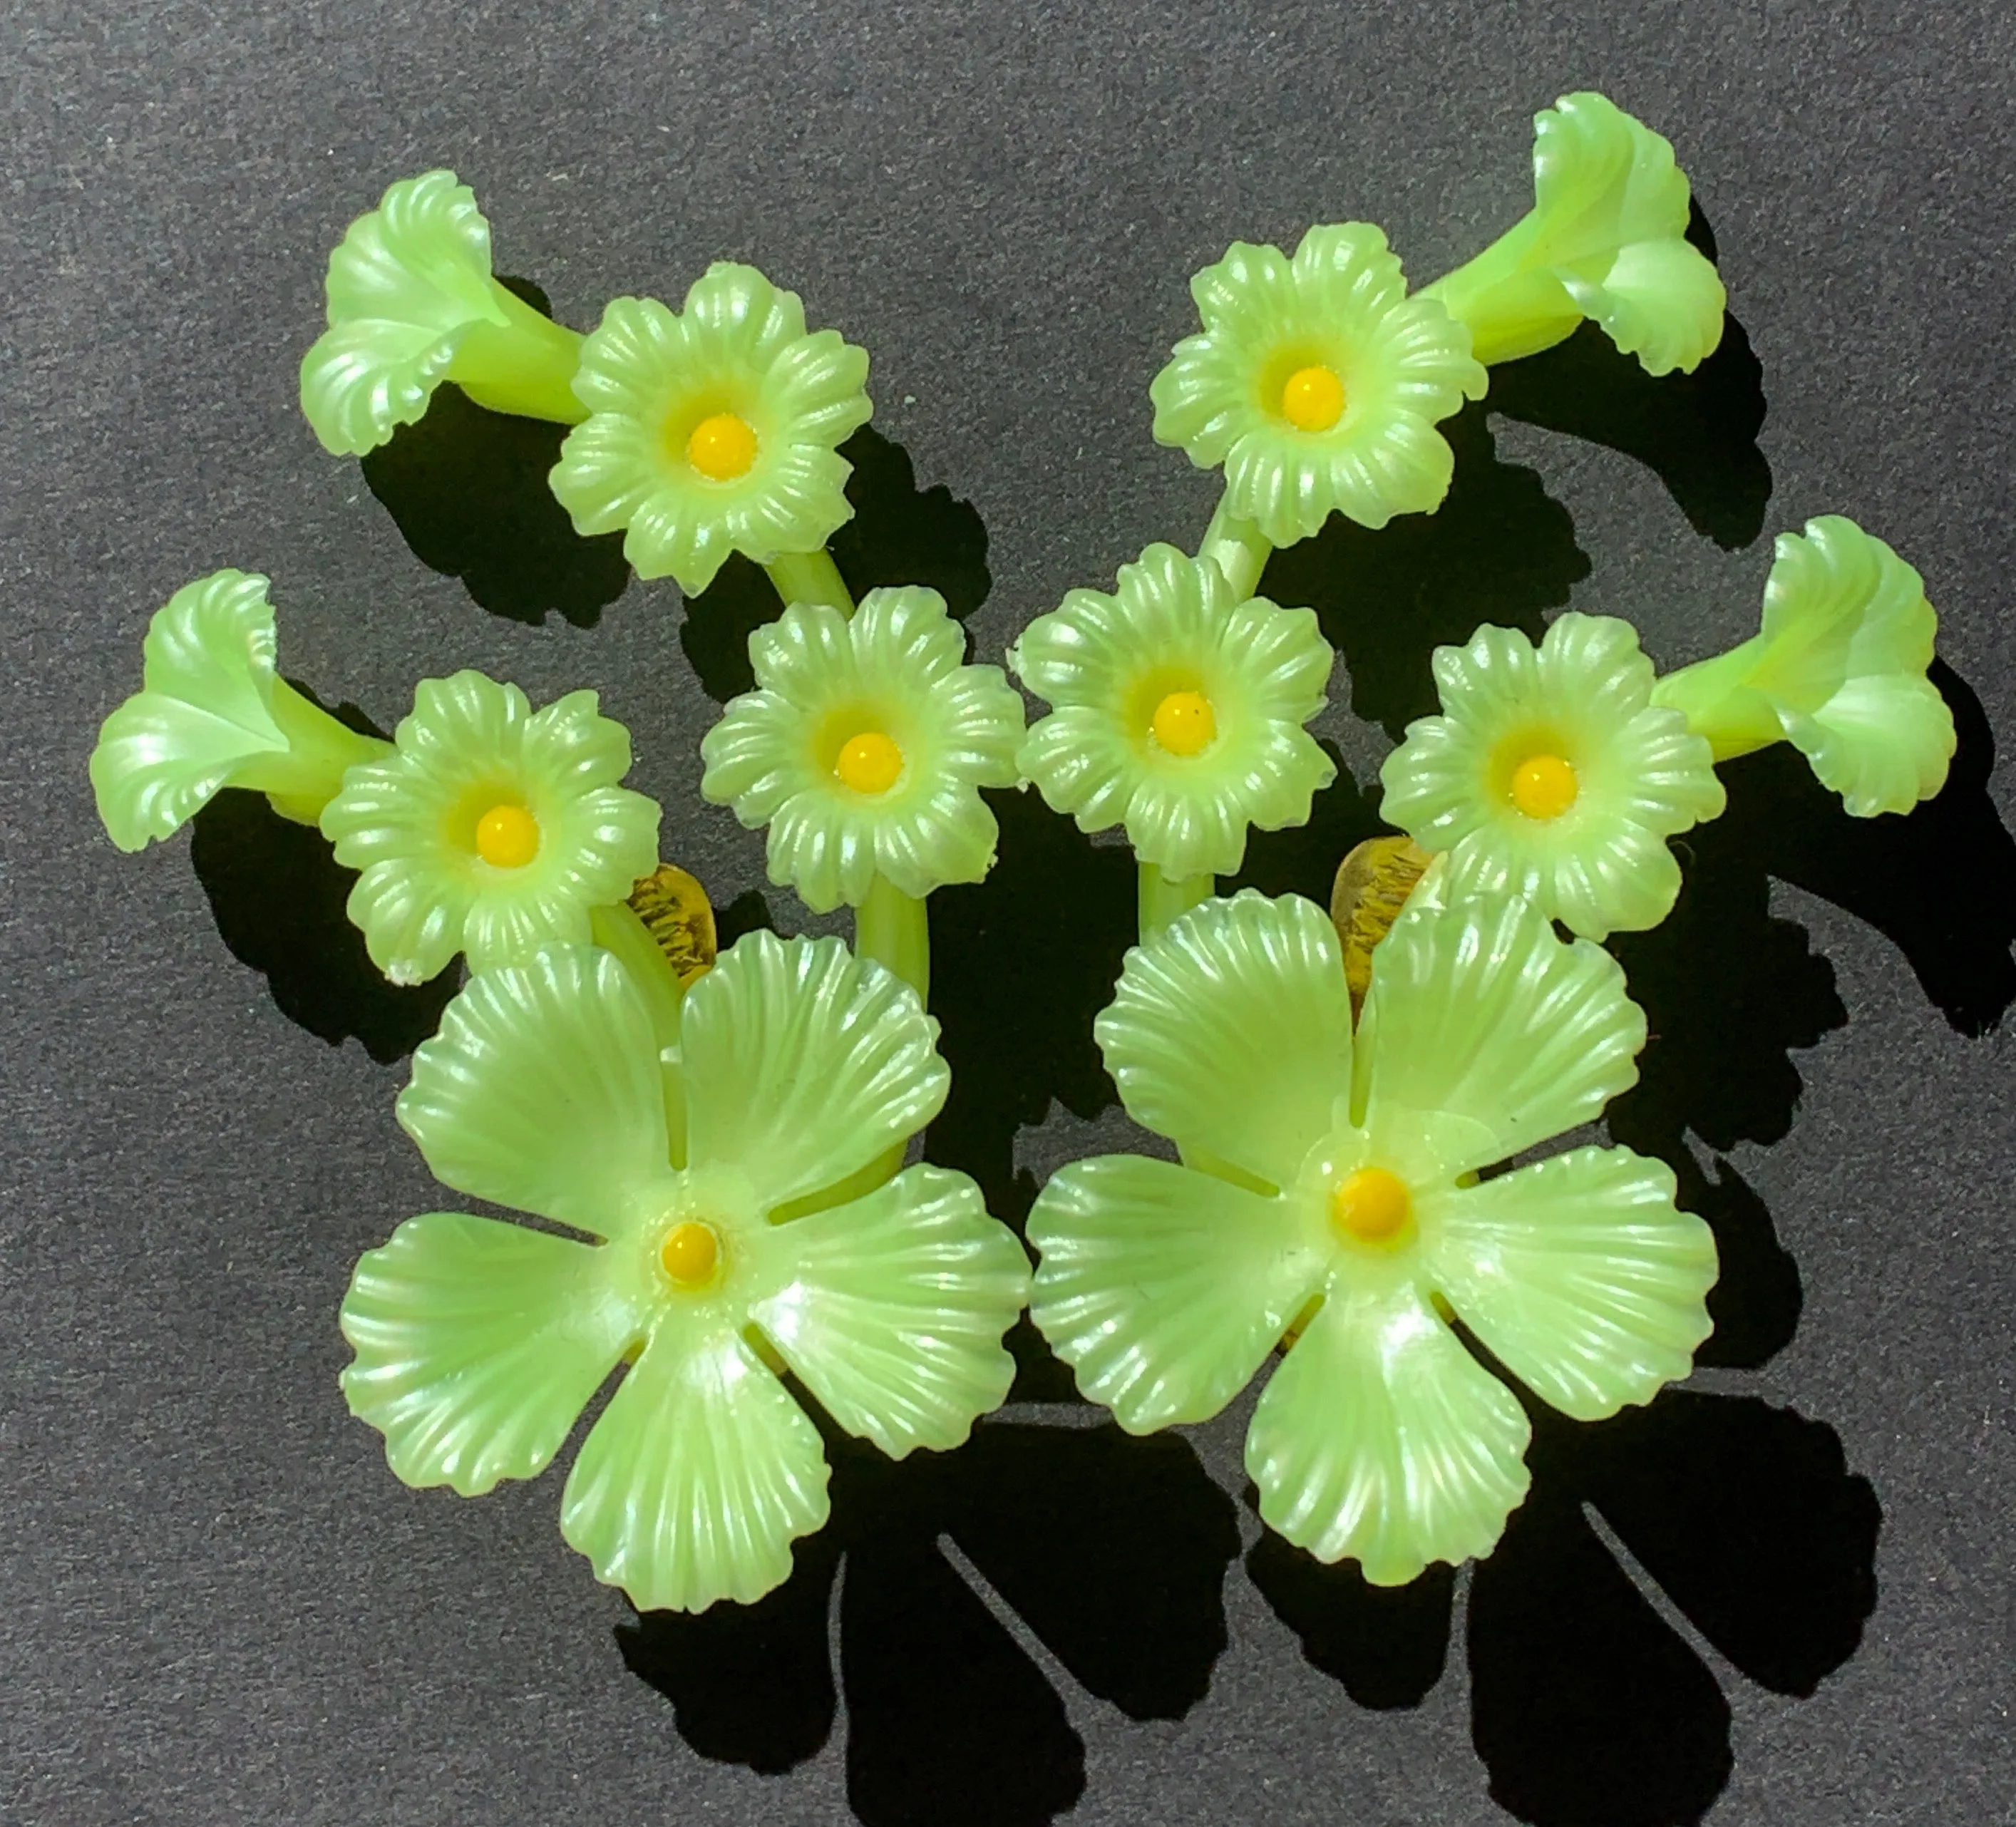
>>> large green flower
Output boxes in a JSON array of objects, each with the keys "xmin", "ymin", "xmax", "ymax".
[
  {"xmin": 1379, "ymin": 612, "xmax": 1725, "ymax": 940},
  {"xmin": 90, "ymin": 569, "xmax": 389, "ymax": 850},
  {"xmin": 548, "ymin": 265, "xmax": 873, "ymax": 595},
  {"xmin": 1011, "ymin": 543, "xmax": 1336, "ymax": 883},
  {"xmin": 1651, "ymin": 515, "xmax": 1955, "ymax": 817},
  {"xmin": 699, "ymin": 587, "xmax": 1024, "ymax": 913},
  {"xmin": 319, "ymin": 672, "xmax": 660, "ymax": 984},
  {"xmin": 341, "ymin": 937, "xmax": 1029, "ymax": 1612},
  {"xmin": 300, "ymin": 169, "xmax": 585, "ymax": 456},
  {"xmin": 1028, "ymin": 890, "xmax": 1716, "ymax": 1586},
  {"xmin": 1150, "ymin": 223, "xmax": 1486, "ymax": 544}
]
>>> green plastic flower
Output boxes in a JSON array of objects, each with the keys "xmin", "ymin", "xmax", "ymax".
[
  {"xmin": 340, "ymin": 936, "xmax": 1029, "ymax": 1611},
  {"xmin": 90, "ymin": 569, "xmax": 389, "ymax": 850},
  {"xmin": 1149, "ymin": 222, "xmax": 1486, "ymax": 545},
  {"xmin": 1421, "ymin": 91, "xmax": 1726, "ymax": 376},
  {"xmin": 1028, "ymin": 890, "xmax": 1716, "ymax": 1585},
  {"xmin": 699, "ymin": 587, "xmax": 1024, "ymax": 913},
  {"xmin": 1651, "ymin": 515, "xmax": 1955, "ymax": 817},
  {"xmin": 1379, "ymin": 612, "xmax": 1725, "ymax": 940},
  {"xmin": 1010, "ymin": 543, "xmax": 1336, "ymax": 883},
  {"xmin": 300, "ymin": 170, "xmax": 586, "ymax": 456},
  {"xmin": 547, "ymin": 266, "xmax": 873, "ymax": 595},
  {"xmin": 319, "ymin": 671, "xmax": 661, "ymax": 984}
]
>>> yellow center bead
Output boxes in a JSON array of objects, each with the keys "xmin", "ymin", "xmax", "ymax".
[
  {"xmin": 474, "ymin": 802, "xmax": 540, "ymax": 868},
  {"xmin": 1151, "ymin": 689, "xmax": 1217, "ymax": 756},
  {"xmin": 685, "ymin": 411, "xmax": 758, "ymax": 480},
  {"xmin": 1511, "ymin": 752, "xmax": 1579, "ymax": 820},
  {"xmin": 659, "ymin": 1220, "xmax": 721, "ymax": 1287},
  {"xmin": 1330, "ymin": 1166, "xmax": 1411, "ymax": 1244},
  {"xmin": 1280, "ymin": 364, "xmax": 1346, "ymax": 433},
  {"xmin": 836, "ymin": 730, "xmax": 905, "ymax": 795}
]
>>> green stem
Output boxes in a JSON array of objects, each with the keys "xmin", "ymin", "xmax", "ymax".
[
  {"xmin": 589, "ymin": 900, "xmax": 689, "ymax": 1162},
  {"xmin": 765, "ymin": 547, "xmax": 855, "ymax": 616},
  {"xmin": 1418, "ymin": 212, "xmax": 1584, "ymax": 368},
  {"xmin": 445, "ymin": 280, "xmax": 589, "ymax": 424},
  {"xmin": 230, "ymin": 679, "xmax": 392, "ymax": 826},
  {"xmin": 1138, "ymin": 864, "xmax": 1214, "ymax": 943},
  {"xmin": 1198, "ymin": 493, "xmax": 1274, "ymax": 602},
  {"xmin": 855, "ymin": 873, "xmax": 930, "ymax": 1002},
  {"xmin": 1649, "ymin": 637, "xmax": 1786, "ymax": 761}
]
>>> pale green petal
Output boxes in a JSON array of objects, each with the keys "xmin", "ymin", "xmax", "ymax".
[
  {"xmin": 681, "ymin": 932, "xmax": 947, "ymax": 1210},
  {"xmin": 560, "ymin": 1322, "xmax": 830, "ymax": 1612},
  {"xmin": 1559, "ymin": 236, "xmax": 1727, "ymax": 379},
  {"xmin": 1029, "ymin": 1155, "xmax": 1325, "ymax": 1431},
  {"xmin": 1791, "ymin": 674, "xmax": 1956, "ymax": 818},
  {"xmin": 1426, "ymin": 1146, "xmax": 1716, "ymax": 1421},
  {"xmin": 397, "ymin": 947, "xmax": 676, "ymax": 1238},
  {"xmin": 749, "ymin": 1164, "xmax": 1028, "ymax": 1456},
  {"xmin": 344, "ymin": 852, "xmax": 473, "ymax": 985},
  {"xmin": 764, "ymin": 792, "xmax": 879, "ymax": 912},
  {"xmin": 90, "ymin": 570, "xmax": 285, "ymax": 851},
  {"xmin": 699, "ymin": 689, "xmax": 819, "ymax": 823},
  {"xmin": 1096, "ymin": 890, "xmax": 1352, "ymax": 1185},
  {"xmin": 1357, "ymin": 892, "xmax": 1645, "ymax": 1175},
  {"xmin": 299, "ymin": 170, "xmax": 505, "ymax": 455},
  {"xmin": 872, "ymin": 783, "xmax": 1000, "ymax": 900},
  {"xmin": 339, "ymin": 1212, "xmax": 644, "ymax": 1495},
  {"xmin": 1245, "ymin": 1275, "xmax": 1531, "ymax": 1583},
  {"xmin": 1016, "ymin": 706, "xmax": 1138, "ymax": 831}
]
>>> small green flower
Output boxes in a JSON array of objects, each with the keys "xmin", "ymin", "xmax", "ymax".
[
  {"xmin": 341, "ymin": 937, "xmax": 1029, "ymax": 1612},
  {"xmin": 1421, "ymin": 91, "xmax": 1726, "ymax": 376},
  {"xmin": 90, "ymin": 569, "xmax": 389, "ymax": 850},
  {"xmin": 1150, "ymin": 223, "xmax": 1486, "ymax": 542},
  {"xmin": 1029, "ymin": 890, "xmax": 1716, "ymax": 1586},
  {"xmin": 300, "ymin": 170, "xmax": 585, "ymax": 456},
  {"xmin": 699, "ymin": 587, "xmax": 1024, "ymax": 913},
  {"xmin": 1011, "ymin": 544, "xmax": 1336, "ymax": 882},
  {"xmin": 319, "ymin": 672, "xmax": 661, "ymax": 984},
  {"xmin": 1379, "ymin": 612, "xmax": 1725, "ymax": 940},
  {"xmin": 548, "ymin": 267, "xmax": 873, "ymax": 595},
  {"xmin": 1651, "ymin": 516, "xmax": 1955, "ymax": 817}
]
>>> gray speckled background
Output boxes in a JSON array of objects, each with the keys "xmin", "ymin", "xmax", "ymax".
[{"xmin": 4, "ymin": 2, "xmax": 2012, "ymax": 1822}]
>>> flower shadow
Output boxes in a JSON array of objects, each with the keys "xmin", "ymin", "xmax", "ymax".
[
  {"xmin": 617, "ymin": 1414, "xmax": 1241, "ymax": 1827},
  {"xmin": 357, "ymin": 279, "xmax": 632, "ymax": 629},
  {"xmin": 681, "ymin": 426, "xmax": 993, "ymax": 703}
]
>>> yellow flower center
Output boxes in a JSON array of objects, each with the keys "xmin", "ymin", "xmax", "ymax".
[
  {"xmin": 685, "ymin": 411, "xmax": 758, "ymax": 481},
  {"xmin": 836, "ymin": 730, "xmax": 905, "ymax": 795},
  {"xmin": 1330, "ymin": 1166, "xmax": 1411, "ymax": 1244},
  {"xmin": 1151, "ymin": 689, "xmax": 1217, "ymax": 756},
  {"xmin": 1280, "ymin": 364, "xmax": 1346, "ymax": 433},
  {"xmin": 1510, "ymin": 752, "xmax": 1579, "ymax": 820},
  {"xmin": 474, "ymin": 802, "xmax": 540, "ymax": 868},
  {"xmin": 659, "ymin": 1219, "xmax": 721, "ymax": 1287}
]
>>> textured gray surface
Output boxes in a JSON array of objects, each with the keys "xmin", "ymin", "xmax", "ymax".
[{"xmin": 4, "ymin": 1, "xmax": 2014, "ymax": 1823}]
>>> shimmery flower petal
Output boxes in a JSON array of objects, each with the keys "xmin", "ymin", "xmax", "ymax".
[
  {"xmin": 339, "ymin": 1212, "xmax": 644, "ymax": 1495},
  {"xmin": 397, "ymin": 947, "xmax": 677, "ymax": 1238},
  {"xmin": 1029, "ymin": 1156, "xmax": 1325, "ymax": 1431},
  {"xmin": 1096, "ymin": 891, "xmax": 1352, "ymax": 1185},
  {"xmin": 681, "ymin": 932, "xmax": 947, "ymax": 1211},
  {"xmin": 1791, "ymin": 674, "xmax": 1955, "ymax": 818},
  {"xmin": 344, "ymin": 853, "xmax": 474, "ymax": 985},
  {"xmin": 1426, "ymin": 1146, "xmax": 1717, "ymax": 1421},
  {"xmin": 749, "ymin": 1164, "xmax": 1029, "ymax": 1457},
  {"xmin": 560, "ymin": 1322, "xmax": 830, "ymax": 1612},
  {"xmin": 1245, "ymin": 1275, "xmax": 1532, "ymax": 1584}
]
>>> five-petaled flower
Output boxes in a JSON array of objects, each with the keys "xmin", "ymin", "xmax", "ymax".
[
  {"xmin": 1028, "ymin": 889, "xmax": 1718, "ymax": 1586},
  {"xmin": 339, "ymin": 937, "xmax": 1030, "ymax": 1612},
  {"xmin": 1379, "ymin": 612, "xmax": 1726, "ymax": 941}
]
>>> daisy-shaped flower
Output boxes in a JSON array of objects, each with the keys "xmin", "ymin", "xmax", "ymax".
[
  {"xmin": 1379, "ymin": 612, "xmax": 1725, "ymax": 940},
  {"xmin": 1651, "ymin": 515, "xmax": 1955, "ymax": 817},
  {"xmin": 340, "ymin": 936, "xmax": 1029, "ymax": 1612},
  {"xmin": 1421, "ymin": 91, "xmax": 1726, "ymax": 376},
  {"xmin": 1010, "ymin": 544, "xmax": 1336, "ymax": 915},
  {"xmin": 1149, "ymin": 222, "xmax": 1486, "ymax": 562},
  {"xmin": 300, "ymin": 169, "xmax": 587, "ymax": 456},
  {"xmin": 319, "ymin": 671, "xmax": 661, "ymax": 984},
  {"xmin": 699, "ymin": 587, "xmax": 1024, "ymax": 925},
  {"xmin": 1029, "ymin": 890, "xmax": 1717, "ymax": 1585},
  {"xmin": 548, "ymin": 264, "xmax": 873, "ymax": 597},
  {"xmin": 91, "ymin": 569, "xmax": 389, "ymax": 851}
]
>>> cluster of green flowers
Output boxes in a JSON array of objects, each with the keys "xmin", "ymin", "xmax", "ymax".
[{"xmin": 87, "ymin": 88, "xmax": 1953, "ymax": 1615}]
